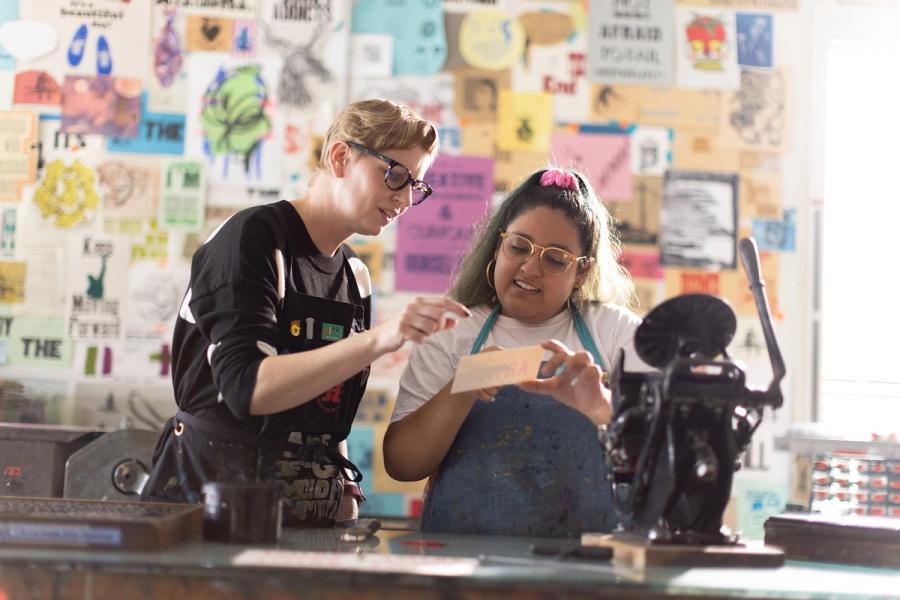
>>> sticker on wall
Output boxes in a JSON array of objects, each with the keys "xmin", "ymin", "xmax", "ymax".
[
  {"xmin": 0, "ymin": 19, "xmax": 56, "ymax": 63},
  {"xmin": 0, "ymin": 111, "xmax": 38, "ymax": 201},
  {"xmin": 232, "ymin": 19, "xmax": 257, "ymax": 56},
  {"xmin": 496, "ymin": 90, "xmax": 553, "ymax": 152},
  {"xmin": 33, "ymin": 159, "xmax": 100, "ymax": 229},
  {"xmin": 736, "ymin": 12, "xmax": 773, "ymax": 68},
  {"xmin": 350, "ymin": 34, "xmax": 393, "ymax": 79},
  {"xmin": 159, "ymin": 159, "xmax": 206, "ymax": 231},
  {"xmin": 0, "ymin": 261, "xmax": 25, "ymax": 303},
  {"xmin": 587, "ymin": 0, "xmax": 675, "ymax": 87},
  {"xmin": 96, "ymin": 160, "xmax": 160, "ymax": 220},
  {"xmin": 186, "ymin": 16, "xmax": 234, "ymax": 52},
  {"xmin": 61, "ymin": 75, "xmax": 143, "ymax": 138},
  {"xmin": 752, "ymin": 208, "xmax": 795, "ymax": 252},
  {"xmin": 352, "ymin": 0, "xmax": 447, "ymax": 76},
  {"xmin": 518, "ymin": 10, "xmax": 574, "ymax": 46},
  {"xmin": 126, "ymin": 262, "xmax": 187, "ymax": 338},
  {"xmin": 13, "ymin": 70, "xmax": 62, "ymax": 106},
  {"xmin": 454, "ymin": 68, "xmax": 508, "ymax": 124},
  {"xmin": 458, "ymin": 9, "xmax": 525, "ymax": 71},
  {"xmin": 660, "ymin": 170, "xmax": 738, "ymax": 269},
  {"xmin": 629, "ymin": 126, "xmax": 672, "ymax": 176},
  {"xmin": 675, "ymin": 7, "xmax": 740, "ymax": 90}
]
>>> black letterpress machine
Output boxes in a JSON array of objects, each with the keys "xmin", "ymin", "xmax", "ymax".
[{"xmin": 602, "ymin": 237, "xmax": 786, "ymax": 546}]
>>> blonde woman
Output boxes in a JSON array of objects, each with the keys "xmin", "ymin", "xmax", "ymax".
[
  {"xmin": 143, "ymin": 100, "xmax": 470, "ymax": 528},
  {"xmin": 384, "ymin": 168, "xmax": 653, "ymax": 537}
]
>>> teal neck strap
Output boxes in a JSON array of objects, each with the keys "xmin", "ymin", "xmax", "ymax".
[{"xmin": 469, "ymin": 303, "xmax": 606, "ymax": 371}]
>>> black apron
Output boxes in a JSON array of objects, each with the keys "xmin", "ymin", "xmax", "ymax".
[{"xmin": 142, "ymin": 248, "xmax": 370, "ymax": 528}]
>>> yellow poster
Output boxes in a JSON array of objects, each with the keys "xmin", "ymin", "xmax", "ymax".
[
  {"xmin": 186, "ymin": 16, "xmax": 234, "ymax": 52},
  {"xmin": 0, "ymin": 261, "xmax": 26, "ymax": 303},
  {"xmin": 33, "ymin": 159, "xmax": 99, "ymax": 229},
  {"xmin": 497, "ymin": 90, "xmax": 553, "ymax": 152},
  {"xmin": 459, "ymin": 9, "xmax": 525, "ymax": 71}
]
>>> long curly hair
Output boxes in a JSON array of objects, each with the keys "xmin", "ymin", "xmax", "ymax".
[{"xmin": 449, "ymin": 167, "xmax": 635, "ymax": 310}]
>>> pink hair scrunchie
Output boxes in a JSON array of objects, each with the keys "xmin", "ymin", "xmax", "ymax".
[{"xmin": 539, "ymin": 169, "xmax": 578, "ymax": 191}]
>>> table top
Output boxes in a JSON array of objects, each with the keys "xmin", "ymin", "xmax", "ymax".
[{"xmin": 1, "ymin": 525, "xmax": 898, "ymax": 599}]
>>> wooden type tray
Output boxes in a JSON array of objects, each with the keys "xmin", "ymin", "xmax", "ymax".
[
  {"xmin": 764, "ymin": 512, "xmax": 900, "ymax": 568},
  {"xmin": 0, "ymin": 496, "xmax": 202, "ymax": 551}
]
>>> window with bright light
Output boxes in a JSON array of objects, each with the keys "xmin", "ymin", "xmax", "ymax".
[{"xmin": 820, "ymin": 38, "xmax": 900, "ymax": 429}]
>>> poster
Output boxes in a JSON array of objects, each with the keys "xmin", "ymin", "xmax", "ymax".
[
  {"xmin": 587, "ymin": 0, "xmax": 675, "ymax": 86},
  {"xmin": 60, "ymin": 75, "xmax": 142, "ymax": 138},
  {"xmin": 675, "ymin": 7, "xmax": 740, "ymax": 90},
  {"xmin": 454, "ymin": 68, "xmax": 509, "ymax": 124},
  {"xmin": 736, "ymin": 12, "xmax": 774, "ymax": 68},
  {"xmin": 351, "ymin": 0, "xmax": 445, "ymax": 76},
  {"xmin": 260, "ymin": 0, "xmax": 350, "ymax": 108},
  {"xmin": 660, "ymin": 170, "xmax": 739, "ymax": 269},
  {"xmin": 721, "ymin": 68, "xmax": 788, "ymax": 151},
  {"xmin": 96, "ymin": 159, "xmax": 160, "ymax": 220},
  {"xmin": 0, "ymin": 111, "xmax": 38, "ymax": 201},
  {"xmin": 20, "ymin": 0, "xmax": 153, "ymax": 79},
  {"xmin": 159, "ymin": 159, "xmax": 206, "ymax": 231},
  {"xmin": 550, "ymin": 131, "xmax": 632, "ymax": 201},
  {"xmin": 458, "ymin": 9, "xmax": 524, "ymax": 71},
  {"xmin": 513, "ymin": 29, "xmax": 590, "ymax": 122},
  {"xmin": 66, "ymin": 234, "xmax": 129, "ymax": 340},
  {"xmin": 395, "ymin": 155, "xmax": 493, "ymax": 292},
  {"xmin": 630, "ymin": 126, "xmax": 672, "ymax": 176},
  {"xmin": 497, "ymin": 90, "xmax": 553, "ymax": 152},
  {"xmin": 185, "ymin": 53, "xmax": 283, "ymax": 188}
]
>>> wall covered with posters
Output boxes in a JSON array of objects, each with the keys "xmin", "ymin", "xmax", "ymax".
[{"xmin": 0, "ymin": 0, "xmax": 813, "ymax": 524}]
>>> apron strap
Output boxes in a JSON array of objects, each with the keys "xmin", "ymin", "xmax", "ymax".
[
  {"xmin": 469, "ymin": 303, "xmax": 607, "ymax": 371},
  {"xmin": 571, "ymin": 302, "xmax": 606, "ymax": 371}
]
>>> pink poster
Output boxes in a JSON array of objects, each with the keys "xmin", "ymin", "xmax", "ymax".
[
  {"xmin": 550, "ymin": 132, "xmax": 632, "ymax": 201},
  {"xmin": 621, "ymin": 250, "xmax": 663, "ymax": 280},
  {"xmin": 396, "ymin": 155, "xmax": 494, "ymax": 293}
]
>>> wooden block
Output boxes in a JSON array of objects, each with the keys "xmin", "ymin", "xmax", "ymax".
[
  {"xmin": 764, "ymin": 513, "xmax": 900, "ymax": 568},
  {"xmin": 581, "ymin": 532, "xmax": 784, "ymax": 569}
]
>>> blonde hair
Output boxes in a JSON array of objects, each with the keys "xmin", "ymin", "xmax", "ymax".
[
  {"xmin": 449, "ymin": 167, "xmax": 636, "ymax": 309},
  {"xmin": 318, "ymin": 99, "xmax": 439, "ymax": 174}
]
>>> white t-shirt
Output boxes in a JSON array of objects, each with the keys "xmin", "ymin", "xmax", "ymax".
[{"xmin": 391, "ymin": 303, "xmax": 653, "ymax": 424}]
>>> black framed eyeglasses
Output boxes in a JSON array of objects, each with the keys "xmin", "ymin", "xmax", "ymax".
[
  {"xmin": 346, "ymin": 141, "xmax": 433, "ymax": 205},
  {"xmin": 499, "ymin": 232, "xmax": 589, "ymax": 275}
]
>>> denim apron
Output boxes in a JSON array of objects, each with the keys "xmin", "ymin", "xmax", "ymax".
[{"xmin": 420, "ymin": 304, "xmax": 618, "ymax": 537}]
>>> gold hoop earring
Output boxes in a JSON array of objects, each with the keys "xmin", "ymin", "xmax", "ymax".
[{"xmin": 485, "ymin": 259, "xmax": 495, "ymax": 290}]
